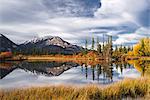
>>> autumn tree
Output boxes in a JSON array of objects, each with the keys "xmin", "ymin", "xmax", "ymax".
[{"xmin": 132, "ymin": 37, "xmax": 150, "ymax": 56}]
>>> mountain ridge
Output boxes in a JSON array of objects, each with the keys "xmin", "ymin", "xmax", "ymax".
[
  {"xmin": 0, "ymin": 34, "xmax": 82, "ymax": 55},
  {"xmin": 23, "ymin": 36, "xmax": 72, "ymax": 48},
  {"xmin": 0, "ymin": 33, "xmax": 17, "ymax": 52}
]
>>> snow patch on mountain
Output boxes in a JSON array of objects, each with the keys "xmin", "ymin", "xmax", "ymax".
[{"xmin": 23, "ymin": 36, "xmax": 74, "ymax": 48}]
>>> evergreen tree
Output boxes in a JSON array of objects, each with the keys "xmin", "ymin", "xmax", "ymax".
[
  {"xmin": 97, "ymin": 37, "xmax": 99, "ymax": 46},
  {"xmin": 109, "ymin": 36, "xmax": 113, "ymax": 52},
  {"xmin": 107, "ymin": 36, "xmax": 110, "ymax": 44},
  {"xmin": 115, "ymin": 45, "xmax": 118, "ymax": 52},
  {"xmin": 97, "ymin": 44, "xmax": 102, "ymax": 54},
  {"xmin": 85, "ymin": 39, "xmax": 88, "ymax": 50},
  {"xmin": 83, "ymin": 39, "xmax": 88, "ymax": 55},
  {"xmin": 102, "ymin": 34, "xmax": 105, "ymax": 53},
  {"xmin": 96, "ymin": 37, "xmax": 102, "ymax": 54},
  {"xmin": 127, "ymin": 46, "xmax": 131, "ymax": 52},
  {"xmin": 119, "ymin": 45, "xmax": 122, "ymax": 52},
  {"xmin": 96, "ymin": 37, "xmax": 99, "ymax": 50},
  {"xmin": 123, "ymin": 46, "xmax": 127, "ymax": 53},
  {"xmin": 82, "ymin": 39, "xmax": 88, "ymax": 55},
  {"xmin": 131, "ymin": 46, "xmax": 133, "ymax": 51},
  {"xmin": 91, "ymin": 37, "xmax": 95, "ymax": 50}
]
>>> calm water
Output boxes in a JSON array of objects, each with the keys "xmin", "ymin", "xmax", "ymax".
[{"xmin": 0, "ymin": 60, "xmax": 148, "ymax": 89}]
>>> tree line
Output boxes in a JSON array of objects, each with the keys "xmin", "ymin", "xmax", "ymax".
[
  {"xmin": 82, "ymin": 35, "xmax": 134, "ymax": 60},
  {"xmin": 83, "ymin": 36, "xmax": 150, "ymax": 59}
]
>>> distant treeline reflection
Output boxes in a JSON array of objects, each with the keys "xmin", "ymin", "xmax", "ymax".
[{"xmin": 80, "ymin": 62, "xmax": 132, "ymax": 84}]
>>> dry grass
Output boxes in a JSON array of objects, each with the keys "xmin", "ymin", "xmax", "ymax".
[{"xmin": 0, "ymin": 78, "xmax": 150, "ymax": 100}]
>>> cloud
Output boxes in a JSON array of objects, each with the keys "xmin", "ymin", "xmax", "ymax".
[
  {"xmin": 94, "ymin": 0, "xmax": 150, "ymax": 45},
  {"xmin": 0, "ymin": 0, "xmax": 49, "ymax": 24},
  {"xmin": 42, "ymin": 0, "xmax": 101, "ymax": 17},
  {"xmin": 0, "ymin": 17, "xmax": 129, "ymax": 44},
  {"xmin": 0, "ymin": 0, "xmax": 100, "ymax": 24},
  {"xmin": 95, "ymin": 0, "xmax": 150, "ymax": 27},
  {"xmin": 0, "ymin": 0, "xmax": 149, "ymax": 46},
  {"xmin": 113, "ymin": 27, "xmax": 150, "ymax": 45}
]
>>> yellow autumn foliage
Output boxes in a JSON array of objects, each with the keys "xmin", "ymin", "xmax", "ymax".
[
  {"xmin": 129, "ymin": 37, "xmax": 150, "ymax": 56},
  {"xmin": 127, "ymin": 51, "xmax": 134, "ymax": 56}
]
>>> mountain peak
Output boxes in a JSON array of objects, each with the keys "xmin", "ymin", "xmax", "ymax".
[
  {"xmin": 24, "ymin": 36, "xmax": 71, "ymax": 48},
  {"xmin": 0, "ymin": 34, "xmax": 82, "ymax": 54},
  {"xmin": 0, "ymin": 33, "xmax": 5, "ymax": 37},
  {"xmin": 0, "ymin": 34, "xmax": 17, "ymax": 52},
  {"xmin": 47, "ymin": 36, "xmax": 71, "ymax": 48},
  {"xmin": 20, "ymin": 35, "xmax": 82, "ymax": 54}
]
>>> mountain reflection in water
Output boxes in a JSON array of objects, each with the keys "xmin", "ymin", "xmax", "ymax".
[
  {"xmin": 0, "ymin": 61, "xmax": 79, "ymax": 79},
  {"xmin": 0, "ymin": 60, "xmax": 147, "ymax": 89}
]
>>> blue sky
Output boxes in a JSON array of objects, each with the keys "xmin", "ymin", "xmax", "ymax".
[{"xmin": 0, "ymin": 0, "xmax": 149, "ymax": 47}]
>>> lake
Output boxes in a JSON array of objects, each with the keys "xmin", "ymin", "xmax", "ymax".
[{"xmin": 0, "ymin": 60, "xmax": 148, "ymax": 89}]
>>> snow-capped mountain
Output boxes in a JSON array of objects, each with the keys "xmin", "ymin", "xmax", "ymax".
[
  {"xmin": 0, "ymin": 34, "xmax": 82, "ymax": 54},
  {"xmin": 24, "ymin": 36, "xmax": 72, "ymax": 48},
  {"xmin": 19, "ymin": 36, "xmax": 82, "ymax": 54}
]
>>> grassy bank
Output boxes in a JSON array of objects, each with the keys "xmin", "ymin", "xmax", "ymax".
[{"xmin": 1, "ymin": 78, "xmax": 150, "ymax": 100}]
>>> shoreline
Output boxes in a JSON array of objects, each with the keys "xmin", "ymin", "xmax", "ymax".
[{"xmin": 2, "ymin": 54, "xmax": 150, "ymax": 62}]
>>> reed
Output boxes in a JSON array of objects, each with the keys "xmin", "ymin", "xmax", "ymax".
[{"xmin": 0, "ymin": 78, "xmax": 150, "ymax": 100}]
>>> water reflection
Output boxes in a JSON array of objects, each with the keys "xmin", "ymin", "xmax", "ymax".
[
  {"xmin": 128, "ymin": 60, "xmax": 150, "ymax": 77},
  {"xmin": 80, "ymin": 61, "xmax": 135, "ymax": 84},
  {"xmin": 0, "ymin": 61, "xmax": 79, "ymax": 79},
  {"xmin": 0, "ymin": 62, "xmax": 18, "ymax": 79},
  {"xmin": 0, "ymin": 60, "xmax": 148, "ymax": 88}
]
